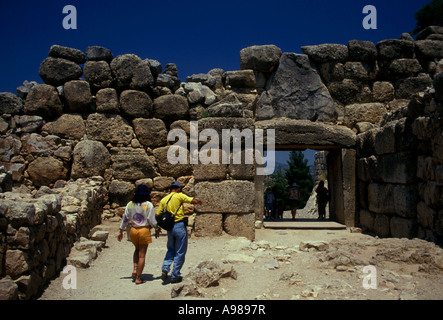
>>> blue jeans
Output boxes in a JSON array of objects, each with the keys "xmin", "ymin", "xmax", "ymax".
[{"xmin": 162, "ymin": 222, "xmax": 188, "ymax": 280}]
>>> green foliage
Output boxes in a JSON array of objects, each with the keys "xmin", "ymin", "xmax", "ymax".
[
  {"xmin": 265, "ymin": 166, "xmax": 289, "ymax": 208},
  {"xmin": 264, "ymin": 151, "xmax": 314, "ymax": 210},
  {"xmin": 412, "ymin": 0, "xmax": 443, "ymax": 35},
  {"xmin": 285, "ymin": 151, "xmax": 313, "ymax": 209}
]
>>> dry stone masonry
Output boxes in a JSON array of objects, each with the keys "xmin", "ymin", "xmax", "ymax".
[{"xmin": 1, "ymin": 25, "xmax": 443, "ymax": 299}]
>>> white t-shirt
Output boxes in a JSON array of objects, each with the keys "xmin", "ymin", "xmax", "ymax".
[{"xmin": 120, "ymin": 201, "xmax": 157, "ymax": 229}]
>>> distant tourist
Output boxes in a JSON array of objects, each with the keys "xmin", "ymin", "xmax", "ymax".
[
  {"xmin": 117, "ymin": 184, "xmax": 160, "ymax": 285},
  {"xmin": 288, "ymin": 183, "xmax": 300, "ymax": 220},
  {"xmin": 315, "ymin": 181, "xmax": 329, "ymax": 220},
  {"xmin": 157, "ymin": 181, "xmax": 203, "ymax": 284},
  {"xmin": 265, "ymin": 188, "xmax": 276, "ymax": 220}
]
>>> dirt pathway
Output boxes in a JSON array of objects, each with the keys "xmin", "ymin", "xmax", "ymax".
[{"xmin": 38, "ymin": 213, "xmax": 443, "ymax": 301}]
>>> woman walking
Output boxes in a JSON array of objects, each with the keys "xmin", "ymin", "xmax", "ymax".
[{"xmin": 117, "ymin": 184, "xmax": 160, "ymax": 285}]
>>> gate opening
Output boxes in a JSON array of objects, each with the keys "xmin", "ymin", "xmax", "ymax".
[{"xmin": 255, "ymin": 146, "xmax": 356, "ymax": 229}]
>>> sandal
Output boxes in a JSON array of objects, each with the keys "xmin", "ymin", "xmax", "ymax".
[
  {"xmin": 135, "ymin": 278, "xmax": 146, "ymax": 285},
  {"xmin": 131, "ymin": 272, "xmax": 137, "ymax": 281}
]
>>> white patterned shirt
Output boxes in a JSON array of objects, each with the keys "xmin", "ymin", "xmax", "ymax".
[{"xmin": 120, "ymin": 201, "xmax": 157, "ymax": 229}]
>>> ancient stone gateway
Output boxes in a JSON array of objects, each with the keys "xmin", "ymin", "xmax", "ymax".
[
  {"xmin": 1, "ymin": 27, "xmax": 443, "ymax": 298},
  {"xmin": 254, "ymin": 119, "xmax": 357, "ymax": 228}
]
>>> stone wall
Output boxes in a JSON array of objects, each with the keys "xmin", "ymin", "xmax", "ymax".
[
  {"xmin": 1, "ymin": 25, "xmax": 443, "ymax": 299},
  {"xmin": 0, "ymin": 177, "xmax": 107, "ymax": 299}
]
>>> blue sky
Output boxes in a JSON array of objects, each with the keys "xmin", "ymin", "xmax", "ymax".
[{"xmin": 0, "ymin": 0, "xmax": 430, "ymax": 94}]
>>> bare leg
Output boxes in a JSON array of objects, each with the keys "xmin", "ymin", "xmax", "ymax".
[
  {"xmin": 135, "ymin": 245, "xmax": 148, "ymax": 284},
  {"xmin": 132, "ymin": 247, "xmax": 139, "ymax": 279}
]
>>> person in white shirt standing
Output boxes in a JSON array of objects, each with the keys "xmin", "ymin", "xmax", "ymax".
[{"xmin": 117, "ymin": 184, "xmax": 160, "ymax": 285}]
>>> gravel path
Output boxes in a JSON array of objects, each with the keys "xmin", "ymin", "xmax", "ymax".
[{"xmin": 38, "ymin": 211, "xmax": 443, "ymax": 301}]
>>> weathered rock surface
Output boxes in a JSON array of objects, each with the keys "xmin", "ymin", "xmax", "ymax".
[
  {"xmin": 86, "ymin": 113, "xmax": 134, "ymax": 145},
  {"xmin": 110, "ymin": 147, "xmax": 158, "ymax": 180},
  {"xmin": 153, "ymin": 95, "xmax": 189, "ymax": 121},
  {"xmin": 120, "ymin": 90, "xmax": 153, "ymax": 118},
  {"xmin": 23, "ymin": 84, "xmax": 63, "ymax": 119},
  {"xmin": 42, "ymin": 114, "xmax": 86, "ymax": 140},
  {"xmin": 0, "ymin": 92, "xmax": 23, "ymax": 114},
  {"xmin": 39, "ymin": 57, "xmax": 83, "ymax": 87},
  {"xmin": 27, "ymin": 157, "xmax": 68, "ymax": 187},
  {"xmin": 256, "ymin": 53, "xmax": 337, "ymax": 122},
  {"xmin": 240, "ymin": 44, "xmax": 282, "ymax": 72},
  {"xmin": 63, "ymin": 80, "xmax": 92, "ymax": 113},
  {"xmin": 133, "ymin": 118, "xmax": 167, "ymax": 147},
  {"xmin": 255, "ymin": 119, "xmax": 356, "ymax": 148},
  {"xmin": 71, "ymin": 140, "xmax": 111, "ymax": 179},
  {"xmin": 194, "ymin": 180, "xmax": 255, "ymax": 213},
  {"xmin": 110, "ymin": 54, "xmax": 154, "ymax": 90}
]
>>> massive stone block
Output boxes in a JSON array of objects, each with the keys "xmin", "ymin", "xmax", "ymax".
[
  {"xmin": 27, "ymin": 157, "xmax": 68, "ymax": 187},
  {"xmin": 120, "ymin": 90, "xmax": 153, "ymax": 119},
  {"xmin": 255, "ymin": 119, "xmax": 356, "ymax": 148},
  {"xmin": 343, "ymin": 103, "xmax": 386, "ymax": 128},
  {"xmin": 256, "ymin": 53, "xmax": 337, "ymax": 122},
  {"xmin": 71, "ymin": 140, "xmax": 111, "ymax": 179},
  {"xmin": 110, "ymin": 54, "xmax": 154, "ymax": 90},
  {"xmin": 42, "ymin": 114, "xmax": 86, "ymax": 140},
  {"xmin": 24, "ymin": 84, "xmax": 63, "ymax": 119},
  {"xmin": 63, "ymin": 80, "xmax": 92, "ymax": 114},
  {"xmin": 153, "ymin": 95, "xmax": 189, "ymax": 122},
  {"xmin": 152, "ymin": 146, "xmax": 192, "ymax": 178},
  {"xmin": 86, "ymin": 113, "xmax": 134, "ymax": 145},
  {"xmin": 110, "ymin": 147, "xmax": 158, "ymax": 180},
  {"xmin": 194, "ymin": 213, "xmax": 223, "ymax": 237},
  {"xmin": 133, "ymin": 118, "xmax": 167, "ymax": 147},
  {"xmin": 224, "ymin": 213, "xmax": 255, "ymax": 240},
  {"xmin": 240, "ymin": 45, "xmax": 282, "ymax": 72},
  {"xmin": 194, "ymin": 180, "xmax": 255, "ymax": 213},
  {"xmin": 39, "ymin": 57, "xmax": 82, "ymax": 87},
  {"xmin": 368, "ymin": 183, "xmax": 395, "ymax": 214}
]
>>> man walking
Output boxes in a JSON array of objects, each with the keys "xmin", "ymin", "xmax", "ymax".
[{"xmin": 157, "ymin": 181, "xmax": 203, "ymax": 283}]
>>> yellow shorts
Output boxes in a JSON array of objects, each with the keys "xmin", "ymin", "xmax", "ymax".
[{"xmin": 129, "ymin": 227, "xmax": 152, "ymax": 246}]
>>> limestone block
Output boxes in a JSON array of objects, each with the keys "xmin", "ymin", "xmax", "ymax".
[
  {"xmin": 110, "ymin": 54, "xmax": 154, "ymax": 90},
  {"xmin": 223, "ymin": 213, "xmax": 255, "ymax": 240},
  {"xmin": 374, "ymin": 214, "xmax": 390, "ymax": 237},
  {"xmin": 417, "ymin": 201, "xmax": 436, "ymax": 229},
  {"xmin": 86, "ymin": 113, "xmax": 134, "ymax": 145},
  {"xmin": 194, "ymin": 180, "xmax": 255, "ymax": 213},
  {"xmin": 152, "ymin": 146, "xmax": 192, "ymax": 178},
  {"xmin": 240, "ymin": 45, "xmax": 282, "ymax": 72},
  {"xmin": 110, "ymin": 147, "xmax": 158, "ymax": 180},
  {"xmin": 63, "ymin": 80, "xmax": 92, "ymax": 113},
  {"xmin": 83, "ymin": 61, "xmax": 113, "ymax": 90},
  {"xmin": 133, "ymin": 118, "xmax": 167, "ymax": 147},
  {"xmin": 42, "ymin": 114, "xmax": 86, "ymax": 140},
  {"xmin": 71, "ymin": 140, "xmax": 111, "ymax": 179},
  {"xmin": 120, "ymin": 90, "xmax": 153, "ymax": 118},
  {"xmin": 379, "ymin": 152, "xmax": 417, "ymax": 184},
  {"xmin": 393, "ymin": 185, "xmax": 419, "ymax": 218},
  {"xmin": 39, "ymin": 57, "xmax": 83, "ymax": 87},
  {"xmin": 96, "ymin": 88, "xmax": 119, "ymax": 113},
  {"xmin": 27, "ymin": 157, "xmax": 68, "ymax": 187},
  {"xmin": 24, "ymin": 84, "xmax": 63, "ymax": 118},
  {"xmin": 256, "ymin": 53, "xmax": 337, "ymax": 122},
  {"xmin": 194, "ymin": 213, "xmax": 223, "ymax": 237},
  {"xmin": 359, "ymin": 210, "xmax": 375, "ymax": 232},
  {"xmin": 343, "ymin": 103, "xmax": 386, "ymax": 128},
  {"xmin": 368, "ymin": 183, "xmax": 395, "ymax": 214},
  {"xmin": 255, "ymin": 119, "xmax": 356, "ymax": 148},
  {"xmin": 390, "ymin": 217, "xmax": 417, "ymax": 239}
]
